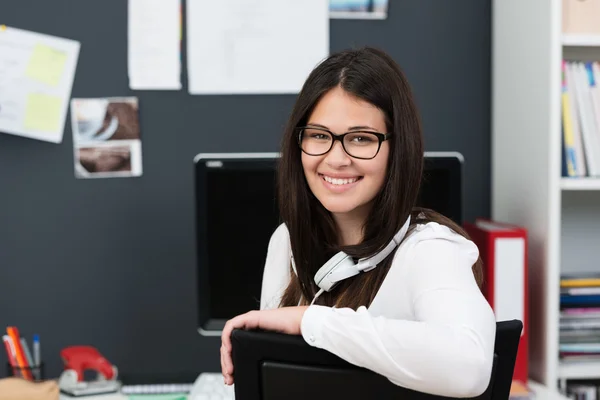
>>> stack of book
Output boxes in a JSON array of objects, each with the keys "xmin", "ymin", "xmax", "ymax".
[
  {"xmin": 566, "ymin": 381, "xmax": 599, "ymax": 399},
  {"xmin": 560, "ymin": 60, "xmax": 600, "ymax": 178},
  {"xmin": 560, "ymin": 274, "xmax": 600, "ymax": 362}
]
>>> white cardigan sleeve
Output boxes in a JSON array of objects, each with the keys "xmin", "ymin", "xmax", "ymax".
[
  {"xmin": 260, "ymin": 224, "xmax": 292, "ymax": 310},
  {"xmin": 299, "ymin": 236, "xmax": 497, "ymax": 398}
]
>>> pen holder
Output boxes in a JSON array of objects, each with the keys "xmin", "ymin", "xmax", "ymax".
[{"xmin": 6, "ymin": 362, "xmax": 45, "ymax": 381}]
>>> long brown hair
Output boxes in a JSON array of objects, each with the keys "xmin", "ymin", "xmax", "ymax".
[{"xmin": 276, "ymin": 47, "xmax": 482, "ymax": 309}]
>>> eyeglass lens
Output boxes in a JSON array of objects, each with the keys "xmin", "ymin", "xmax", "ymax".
[{"xmin": 300, "ymin": 128, "xmax": 381, "ymax": 159}]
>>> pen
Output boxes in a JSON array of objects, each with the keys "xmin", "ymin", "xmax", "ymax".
[
  {"xmin": 21, "ymin": 338, "xmax": 37, "ymax": 380},
  {"xmin": 33, "ymin": 334, "xmax": 41, "ymax": 367},
  {"xmin": 2, "ymin": 335, "xmax": 19, "ymax": 378},
  {"xmin": 6, "ymin": 327, "xmax": 32, "ymax": 380}
]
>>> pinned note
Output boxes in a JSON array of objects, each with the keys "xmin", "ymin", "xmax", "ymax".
[
  {"xmin": 26, "ymin": 43, "xmax": 68, "ymax": 86},
  {"xmin": 329, "ymin": 0, "xmax": 389, "ymax": 19},
  {"xmin": 128, "ymin": 0, "xmax": 182, "ymax": 90},
  {"xmin": 70, "ymin": 97, "xmax": 144, "ymax": 179},
  {"xmin": 187, "ymin": 0, "xmax": 328, "ymax": 94},
  {"xmin": 0, "ymin": 26, "xmax": 79, "ymax": 143},
  {"xmin": 24, "ymin": 93, "xmax": 63, "ymax": 133}
]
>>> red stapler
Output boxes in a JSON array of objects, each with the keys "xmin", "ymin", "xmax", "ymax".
[{"xmin": 58, "ymin": 346, "xmax": 121, "ymax": 397}]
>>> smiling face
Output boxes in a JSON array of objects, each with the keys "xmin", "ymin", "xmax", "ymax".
[{"xmin": 301, "ymin": 86, "xmax": 390, "ymax": 221}]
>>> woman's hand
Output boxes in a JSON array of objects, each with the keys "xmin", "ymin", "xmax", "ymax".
[{"xmin": 220, "ymin": 306, "xmax": 309, "ymax": 385}]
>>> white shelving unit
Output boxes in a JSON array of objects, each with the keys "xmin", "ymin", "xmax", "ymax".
[
  {"xmin": 529, "ymin": 380, "xmax": 571, "ymax": 399},
  {"xmin": 561, "ymin": 178, "xmax": 600, "ymax": 190},
  {"xmin": 562, "ymin": 34, "xmax": 600, "ymax": 47},
  {"xmin": 492, "ymin": 0, "xmax": 600, "ymax": 392},
  {"xmin": 558, "ymin": 361, "xmax": 600, "ymax": 380}
]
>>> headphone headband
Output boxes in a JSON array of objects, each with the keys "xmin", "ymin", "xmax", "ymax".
[
  {"xmin": 355, "ymin": 215, "xmax": 411, "ymax": 272},
  {"xmin": 288, "ymin": 215, "xmax": 413, "ymax": 305},
  {"xmin": 310, "ymin": 215, "xmax": 412, "ymax": 302}
]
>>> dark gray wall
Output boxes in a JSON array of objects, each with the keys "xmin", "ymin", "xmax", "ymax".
[{"xmin": 0, "ymin": 0, "xmax": 491, "ymax": 380}]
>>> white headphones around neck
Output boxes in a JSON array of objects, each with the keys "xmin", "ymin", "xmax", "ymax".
[{"xmin": 291, "ymin": 215, "xmax": 412, "ymax": 305}]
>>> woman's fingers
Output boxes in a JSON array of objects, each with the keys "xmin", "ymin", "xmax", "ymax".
[
  {"xmin": 221, "ymin": 315, "xmax": 242, "ymax": 385},
  {"xmin": 223, "ymin": 344, "xmax": 233, "ymax": 376},
  {"xmin": 220, "ymin": 345, "xmax": 227, "ymax": 381},
  {"xmin": 221, "ymin": 321, "xmax": 232, "ymax": 352},
  {"xmin": 220, "ymin": 311, "xmax": 265, "ymax": 386},
  {"xmin": 221, "ymin": 342, "xmax": 235, "ymax": 385}
]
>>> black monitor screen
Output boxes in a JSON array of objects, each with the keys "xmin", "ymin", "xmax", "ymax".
[
  {"xmin": 419, "ymin": 162, "xmax": 462, "ymax": 224},
  {"xmin": 195, "ymin": 153, "xmax": 462, "ymax": 333},
  {"xmin": 195, "ymin": 156, "xmax": 281, "ymax": 332}
]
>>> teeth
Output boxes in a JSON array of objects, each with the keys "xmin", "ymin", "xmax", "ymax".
[{"xmin": 323, "ymin": 175, "xmax": 358, "ymax": 185}]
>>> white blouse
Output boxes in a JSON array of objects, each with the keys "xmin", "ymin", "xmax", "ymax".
[{"xmin": 259, "ymin": 222, "xmax": 497, "ymax": 398}]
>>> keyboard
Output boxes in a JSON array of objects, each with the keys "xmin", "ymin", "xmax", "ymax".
[
  {"xmin": 188, "ymin": 373, "xmax": 235, "ymax": 400},
  {"xmin": 121, "ymin": 383, "xmax": 193, "ymax": 395}
]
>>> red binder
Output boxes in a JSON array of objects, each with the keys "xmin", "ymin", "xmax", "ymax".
[{"xmin": 463, "ymin": 219, "xmax": 528, "ymax": 384}]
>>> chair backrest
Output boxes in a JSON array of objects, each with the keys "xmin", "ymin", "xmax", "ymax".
[{"xmin": 231, "ymin": 319, "xmax": 522, "ymax": 400}]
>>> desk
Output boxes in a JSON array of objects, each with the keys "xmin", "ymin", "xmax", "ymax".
[
  {"xmin": 60, "ymin": 394, "xmax": 127, "ymax": 400},
  {"xmin": 59, "ymin": 380, "xmax": 570, "ymax": 400}
]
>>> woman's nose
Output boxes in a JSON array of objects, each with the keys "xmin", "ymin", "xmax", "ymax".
[{"xmin": 325, "ymin": 141, "xmax": 351, "ymax": 168}]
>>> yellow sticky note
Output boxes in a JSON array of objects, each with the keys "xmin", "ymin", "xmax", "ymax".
[
  {"xmin": 24, "ymin": 93, "xmax": 63, "ymax": 133},
  {"xmin": 25, "ymin": 43, "xmax": 67, "ymax": 86}
]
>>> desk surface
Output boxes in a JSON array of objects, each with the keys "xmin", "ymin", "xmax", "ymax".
[
  {"xmin": 60, "ymin": 394, "xmax": 127, "ymax": 400},
  {"xmin": 60, "ymin": 380, "xmax": 569, "ymax": 400}
]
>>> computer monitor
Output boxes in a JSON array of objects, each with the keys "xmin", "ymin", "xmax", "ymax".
[
  {"xmin": 193, "ymin": 151, "xmax": 463, "ymax": 335},
  {"xmin": 420, "ymin": 152, "xmax": 463, "ymax": 224}
]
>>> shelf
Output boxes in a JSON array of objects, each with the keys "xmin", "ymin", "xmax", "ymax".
[
  {"xmin": 528, "ymin": 380, "xmax": 570, "ymax": 399},
  {"xmin": 561, "ymin": 178, "xmax": 600, "ymax": 190},
  {"xmin": 562, "ymin": 34, "xmax": 600, "ymax": 47},
  {"xmin": 558, "ymin": 360, "xmax": 600, "ymax": 379}
]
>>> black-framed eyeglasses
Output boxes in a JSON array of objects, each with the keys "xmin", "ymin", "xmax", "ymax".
[{"xmin": 296, "ymin": 126, "xmax": 391, "ymax": 160}]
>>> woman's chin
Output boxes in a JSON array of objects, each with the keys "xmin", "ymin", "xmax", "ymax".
[{"xmin": 319, "ymin": 200, "xmax": 360, "ymax": 215}]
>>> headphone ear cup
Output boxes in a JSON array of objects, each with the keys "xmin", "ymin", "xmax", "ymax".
[{"xmin": 314, "ymin": 251, "xmax": 357, "ymax": 292}]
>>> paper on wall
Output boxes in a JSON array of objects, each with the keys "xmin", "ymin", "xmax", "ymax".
[
  {"xmin": 70, "ymin": 97, "xmax": 143, "ymax": 179},
  {"xmin": 0, "ymin": 25, "xmax": 80, "ymax": 143},
  {"xmin": 128, "ymin": 0, "xmax": 182, "ymax": 90},
  {"xmin": 329, "ymin": 0, "xmax": 389, "ymax": 19},
  {"xmin": 187, "ymin": 0, "xmax": 329, "ymax": 95}
]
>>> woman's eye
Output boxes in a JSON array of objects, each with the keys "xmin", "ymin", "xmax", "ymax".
[{"xmin": 352, "ymin": 135, "xmax": 373, "ymax": 142}]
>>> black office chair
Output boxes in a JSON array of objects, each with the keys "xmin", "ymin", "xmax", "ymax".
[{"xmin": 231, "ymin": 320, "xmax": 522, "ymax": 400}]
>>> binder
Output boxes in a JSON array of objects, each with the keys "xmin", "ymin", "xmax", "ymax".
[{"xmin": 464, "ymin": 219, "xmax": 528, "ymax": 384}]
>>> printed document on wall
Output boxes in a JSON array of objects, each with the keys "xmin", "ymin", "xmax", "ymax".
[
  {"xmin": 0, "ymin": 25, "xmax": 80, "ymax": 143},
  {"xmin": 128, "ymin": 0, "xmax": 182, "ymax": 90},
  {"xmin": 187, "ymin": 0, "xmax": 329, "ymax": 95},
  {"xmin": 330, "ymin": 0, "xmax": 389, "ymax": 19},
  {"xmin": 70, "ymin": 97, "xmax": 143, "ymax": 179}
]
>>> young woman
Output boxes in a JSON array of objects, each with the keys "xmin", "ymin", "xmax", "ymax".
[{"xmin": 220, "ymin": 47, "xmax": 496, "ymax": 398}]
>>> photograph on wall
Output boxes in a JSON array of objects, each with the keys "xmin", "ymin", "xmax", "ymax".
[
  {"xmin": 70, "ymin": 97, "xmax": 143, "ymax": 179},
  {"xmin": 329, "ymin": 0, "xmax": 388, "ymax": 19}
]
